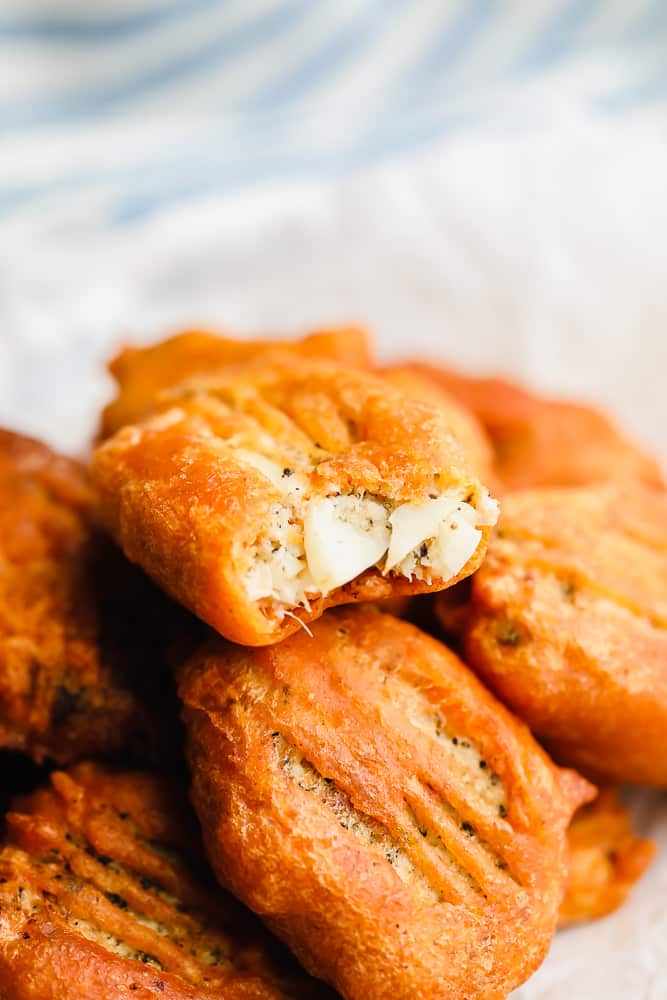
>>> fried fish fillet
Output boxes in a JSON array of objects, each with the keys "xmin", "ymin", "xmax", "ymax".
[
  {"xmin": 438, "ymin": 482, "xmax": 667, "ymax": 784},
  {"xmin": 559, "ymin": 788, "xmax": 655, "ymax": 928},
  {"xmin": 398, "ymin": 362, "xmax": 663, "ymax": 491},
  {"xmin": 0, "ymin": 763, "xmax": 331, "ymax": 1000},
  {"xmin": 179, "ymin": 606, "xmax": 593, "ymax": 1000},
  {"xmin": 0, "ymin": 428, "xmax": 187, "ymax": 764},
  {"xmin": 382, "ymin": 366, "xmax": 497, "ymax": 488},
  {"xmin": 93, "ymin": 357, "xmax": 499, "ymax": 646},
  {"xmin": 100, "ymin": 326, "xmax": 373, "ymax": 439}
]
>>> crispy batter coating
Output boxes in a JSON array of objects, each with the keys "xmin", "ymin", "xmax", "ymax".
[
  {"xmin": 93, "ymin": 357, "xmax": 498, "ymax": 646},
  {"xmin": 398, "ymin": 362, "xmax": 663, "ymax": 491},
  {"xmin": 382, "ymin": 366, "xmax": 497, "ymax": 488},
  {"xmin": 442, "ymin": 482, "xmax": 667, "ymax": 784},
  {"xmin": 559, "ymin": 788, "xmax": 655, "ymax": 928},
  {"xmin": 179, "ymin": 606, "xmax": 593, "ymax": 1000},
  {"xmin": 100, "ymin": 326, "xmax": 373, "ymax": 439},
  {"xmin": 0, "ymin": 763, "xmax": 331, "ymax": 1000},
  {"xmin": 0, "ymin": 428, "xmax": 188, "ymax": 764}
]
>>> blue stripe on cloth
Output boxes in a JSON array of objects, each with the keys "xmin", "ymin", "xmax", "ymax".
[
  {"xmin": 513, "ymin": 0, "xmax": 601, "ymax": 74},
  {"xmin": 596, "ymin": 69, "xmax": 667, "ymax": 112},
  {"xmin": 248, "ymin": 0, "xmax": 404, "ymax": 111},
  {"xmin": 391, "ymin": 0, "xmax": 496, "ymax": 98},
  {"xmin": 110, "ymin": 109, "xmax": 480, "ymax": 223},
  {"xmin": 0, "ymin": 0, "xmax": 311, "ymax": 131},
  {"xmin": 625, "ymin": 0, "xmax": 667, "ymax": 42},
  {"xmin": 0, "ymin": 0, "xmax": 216, "ymax": 41}
]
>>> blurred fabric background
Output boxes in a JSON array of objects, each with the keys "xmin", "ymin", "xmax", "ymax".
[
  {"xmin": 2, "ymin": 1, "xmax": 667, "ymax": 225},
  {"xmin": 0, "ymin": 4, "xmax": 666, "ymax": 998}
]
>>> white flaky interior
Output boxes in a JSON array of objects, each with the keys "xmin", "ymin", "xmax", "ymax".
[{"xmin": 239, "ymin": 448, "xmax": 499, "ymax": 616}]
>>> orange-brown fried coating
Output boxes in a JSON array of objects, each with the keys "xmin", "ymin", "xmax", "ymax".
[
  {"xmin": 382, "ymin": 366, "xmax": 497, "ymax": 488},
  {"xmin": 179, "ymin": 606, "xmax": 593, "ymax": 1000},
  {"xmin": 441, "ymin": 482, "xmax": 667, "ymax": 784},
  {"xmin": 559, "ymin": 788, "xmax": 655, "ymax": 928},
  {"xmin": 0, "ymin": 763, "xmax": 332, "ymax": 1000},
  {"xmin": 0, "ymin": 428, "xmax": 187, "ymax": 764},
  {"xmin": 398, "ymin": 362, "xmax": 663, "ymax": 491},
  {"xmin": 100, "ymin": 326, "xmax": 373, "ymax": 439},
  {"xmin": 93, "ymin": 357, "xmax": 498, "ymax": 647}
]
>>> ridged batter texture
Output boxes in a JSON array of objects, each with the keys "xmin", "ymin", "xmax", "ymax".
[
  {"xmin": 93, "ymin": 357, "xmax": 498, "ymax": 646},
  {"xmin": 439, "ymin": 483, "xmax": 667, "ymax": 784},
  {"xmin": 397, "ymin": 362, "xmax": 663, "ymax": 491},
  {"xmin": 381, "ymin": 366, "xmax": 497, "ymax": 489},
  {"xmin": 0, "ymin": 429, "xmax": 183, "ymax": 764},
  {"xmin": 100, "ymin": 326, "xmax": 373, "ymax": 439},
  {"xmin": 0, "ymin": 763, "xmax": 333, "ymax": 1000},
  {"xmin": 179, "ymin": 606, "xmax": 593, "ymax": 1000},
  {"xmin": 559, "ymin": 788, "xmax": 655, "ymax": 927}
]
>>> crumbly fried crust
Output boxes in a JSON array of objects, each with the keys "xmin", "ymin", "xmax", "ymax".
[
  {"xmin": 179, "ymin": 606, "xmax": 593, "ymax": 1000},
  {"xmin": 399, "ymin": 362, "xmax": 663, "ymax": 491},
  {"xmin": 559, "ymin": 788, "xmax": 655, "ymax": 928},
  {"xmin": 0, "ymin": 763, "xmax": 331, "ymax": 1000},
  {"xmin": 100, "ymin": 326, "xmax": 373, "ymax": 439},
  {"xmin": 0, "ymin": 429, "xmax": 182, "ymax": 764},
  {"xmin": 93, "ymin": 357, "xmax": 496, "ymax": 646},
  {"xmin": 445, "ymin": 482, "xmax": 667, "ymax": 784},
  {"xmin": 382, "ymin": 366, "xmax": 497, "ymax": 488}
]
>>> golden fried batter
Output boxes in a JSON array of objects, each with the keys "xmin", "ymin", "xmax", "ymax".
[
  {"xmin": 93, "ymin": 357, "xmax": 499, "ymax": 646},
  {"xmin": 559, "ymin": 788, "xmax": 655, "ymax": 928},
  {"xmin": 398, "ymin": 362, "xmax": 663, "ymax": 491},
  {"xmin": 179, "ymin": 606, "xmax": 593, "ymax": 1000},
  {"xmin": 0, "ymin": 429, "xmax": 188, "ymax": 764},
  {"xmin": 440, "ymin": 482, "xmax": 667, "ymax": 784},
  {"xmin": 100, "ymin": 326, "xmax": 373, "ymax": 439},
  {"xmin": 382, "ymin": 366, "xmax": 497, "ymax": 488},
  {"xmin": 0, "ymin": 762, "xmax": 331, "ymax": 999}
]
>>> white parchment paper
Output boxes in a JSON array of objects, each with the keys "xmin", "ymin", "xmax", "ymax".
[{"xmin": 1, "ymin": 114, "xmax": 666, "ymax": 999}]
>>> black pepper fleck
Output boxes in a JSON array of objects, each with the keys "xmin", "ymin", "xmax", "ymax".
[
  {"xmin": 106, "ymin": 892, "xmax": 128, "ymax": 910},
  {"xmin": 496, "ymin": 622, "xmax": 522, "ymax": 646}
]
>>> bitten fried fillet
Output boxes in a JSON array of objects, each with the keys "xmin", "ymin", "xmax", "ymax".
[
  {"xmin": 100, "ymin": 326, "xmax": 373, "ymax": 439},
  {"xmin": 93, "ymin": 357, "xmax": 499, "ymax": 646},
  {"xmin": 179, "ymin": 606, "xmax": 593, "ymax": 1000},
  {"xmin": 0, "ymin": 763, "xmax": 331, "ymax": 1000},
  {"xmin": 559, "ymin": 788, "xmax": 655, "ymax": 928},
  {"xmin": 0, "ymin": 428, "xmax": 184, "ymax": 764},
  {"xmin": 439, "ymin": 482, "xmax": 667, "ymax": 784},
  {"xmin": 398, "ymin": 362, "xmax": 663, "ymax": 491}
]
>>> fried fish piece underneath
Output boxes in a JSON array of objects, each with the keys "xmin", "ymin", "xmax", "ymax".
[
  {"xmin": 179, "ymin": 606, "xmax": 593, "ymax": 1000},
  {"xmin": 559, "ymin": 788, "xmax": 655, "ymax": 928},
  {"xmin": 0, "ymin": 762, "xmax": 332, "ymax": 1000},
  {"xmin": 397, "ymin": 362, "xmax": 663, "ymax": 491},
  {"xmin": 93, "ymin": 357, "xmax": 498, "ymax": 646},
  {"xmin": 100, "ymin": 325, "xmax": 373, "ymax": 439},
  {"xmin": 439, "ymin": 482, "xmax": 667, "ymax": 784},
  {"xmin": 0, "ymin": 428, "xmax": 189, "ymax": 764}
]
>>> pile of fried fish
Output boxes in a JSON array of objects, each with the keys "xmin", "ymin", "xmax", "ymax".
[{"xmin": 0, "ymin": 325, "xmax": 663, "ymax": 1000}]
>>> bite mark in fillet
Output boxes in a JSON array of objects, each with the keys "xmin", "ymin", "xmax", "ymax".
[{"xmin": 242, "ymin": 468, "xmax": 499, "ymax": 615}]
